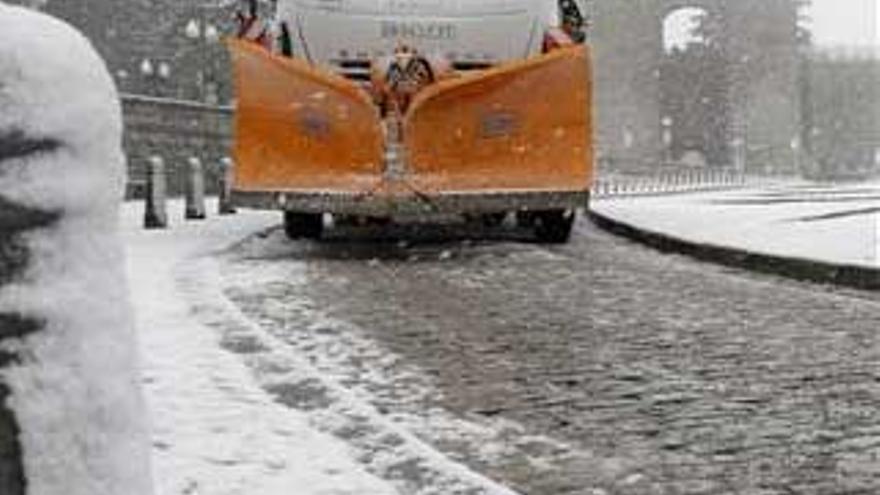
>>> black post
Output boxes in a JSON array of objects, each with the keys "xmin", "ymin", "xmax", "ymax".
[
  {"xmin": 184, "ymin": 156, "xmax": 207, "ymax": 220},
  {"xmin": 218, "ymin": 157, "xmax": 237, "ymax": 215},
  {"xmin": 144, "ymin": 155, "xmax": 168, "ymax": 229}
]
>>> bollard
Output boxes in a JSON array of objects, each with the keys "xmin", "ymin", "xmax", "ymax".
[
  {"xmin": 0, "ymin": 6, "xmax": 154, "ymax": 495},
  {"xmin": 217, "ymin": 157, "xmax": 237, "ymax": 215},
  {"xmin": 144, "ymin": 155, "xmax": 168, "ymax": 229},
  {"xmin": 184, "ymin": 156, "xmax": 206, "ymax": 220}
]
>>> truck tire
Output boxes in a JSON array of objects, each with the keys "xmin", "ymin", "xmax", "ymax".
[
  {"xmin": 534, "ymin": 209, "xmax": 575, "ymax": 244},
  {"xmin": 284, "ymin": 211, "xmax": 323, "ymax": 240}
]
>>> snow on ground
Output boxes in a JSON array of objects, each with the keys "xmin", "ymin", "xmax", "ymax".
[
  {"xmin": 217, "ymin": 237, "xmax": 595, "ymax": 493},
  {"xmin": 123, "ymin": 179, "xmax": 880, "ymax": 494},
  {"xmin": 592, "ymin": 181, "xmax": 880, "ymax": 268},
  {"xmin": 123, "ymin": 201, "xmax": 397, "ymax": 495},
  {"xmin": 123, "ymin": 200, "xmax": 521, "ymax": 495}
]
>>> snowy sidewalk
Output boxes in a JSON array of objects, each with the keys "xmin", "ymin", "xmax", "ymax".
[
  {"xmin": 591, "ymin": 181, "xmax": 880, "ymax": 269},
  {"xmin": 120, "ymin": 200, "xmax": 522, "ymax": 495},
  {"xmin": 121, "ymin": 200, "xmax": 400, "ymax": 495}
]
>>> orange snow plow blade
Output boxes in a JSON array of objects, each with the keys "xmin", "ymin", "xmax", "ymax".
[
  {"xmin": 405, "ymin": 45, "xmax": 592, "ymax": 194},
  {"xmin": 227, "ymin": 38, "xmax": 383, "ymax": 193}
]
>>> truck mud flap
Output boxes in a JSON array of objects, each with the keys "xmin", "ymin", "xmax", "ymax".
[
  {"xmin": 227, "ymin": 38, "xmax": 384, "ymax": 194},
  {"xmin": 404, "ymin": 45, "xmax": 593, "ymax": 195}
]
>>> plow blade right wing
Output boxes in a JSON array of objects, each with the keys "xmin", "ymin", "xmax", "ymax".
[
  {"xmin": 227, "ymin": 38, "xmax": 384, "ymax": 193},
  {"xmin": 404, "ymin": 46, "xmax": 592, "ymax": 195}
]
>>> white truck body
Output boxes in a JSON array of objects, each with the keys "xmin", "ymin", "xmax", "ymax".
[{"xmin": 275, "ymin": 0, "xmax": 565, "ymax": 78}]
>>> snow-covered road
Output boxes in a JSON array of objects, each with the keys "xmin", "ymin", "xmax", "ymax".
[
  {"xmin": 122, "ymin": 190, "xmax": 880, "ymax": 495},
  {"xmin": 123, "ymin": 200, "xmax": 522, "ymax": 495},
  {"xmin": 214, "ymin": 208, "xmax": 880, "ymax": 495}
]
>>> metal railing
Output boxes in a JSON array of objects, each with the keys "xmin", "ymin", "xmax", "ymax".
[{"xmin": 593, "ymin": 168, "xmax": 759, "ymax": 199}]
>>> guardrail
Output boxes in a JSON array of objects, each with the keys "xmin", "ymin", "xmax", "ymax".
[{"xmin": 593, "ymin": 169, "xmax": 754, "ymax": 199}]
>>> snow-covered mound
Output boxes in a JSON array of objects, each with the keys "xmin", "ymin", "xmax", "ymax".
[
  {"xmin": 0, "ymin": 4, "xmax": 153, "ymax": 495},
  {"xmin": 0, "ymin": 4, "xmax": 125, "ymax": 213}
]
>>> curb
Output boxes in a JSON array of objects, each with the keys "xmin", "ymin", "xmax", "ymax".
[{"xmin": 588, "ymin": 210, "xmax": 880, "ymax": 291}]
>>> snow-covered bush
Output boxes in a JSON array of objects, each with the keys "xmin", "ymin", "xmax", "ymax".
[{"xmin": 0, "ymin": 4, "xmax": 153, "ymax": 495}]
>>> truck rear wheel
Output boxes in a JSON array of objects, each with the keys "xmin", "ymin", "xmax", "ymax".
[
  {"xmin": 533, "ymin": 209, "xmax": 575, "ymax": 244},
  {"xmin": 284, "ymin": 211, "xmax": 323, "ymax": 240}
]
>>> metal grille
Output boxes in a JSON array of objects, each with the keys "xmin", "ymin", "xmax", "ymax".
[{"xmin": 331, "ymin": 59, "xmax": 372, "ymax": 82}]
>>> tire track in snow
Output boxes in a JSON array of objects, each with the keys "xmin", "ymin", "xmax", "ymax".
[
  {"xmin": 215, "ymin": 227, "xmax": 633, "ymax": 495},
  {"xmin": 175, "ymin": 252, "xmax": 525, "ymax": 495}
]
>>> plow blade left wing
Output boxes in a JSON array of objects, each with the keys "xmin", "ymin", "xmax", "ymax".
[
  {"xmin": 403, "ymin": 46, "xmax": 593, "ymax": 195},
  {"xmin": 227, "ymin": 39, "xmax": 384, "ymax": 193}
]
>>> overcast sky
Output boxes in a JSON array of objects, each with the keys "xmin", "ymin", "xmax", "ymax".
[{"xmin": 808, "ymin": 0, "xmax": 877, "ymax": 46}]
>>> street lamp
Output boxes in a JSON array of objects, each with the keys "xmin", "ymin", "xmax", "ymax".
[
  {"xmin": 139, "ymin": 58, "xmax": 171, "ymax": 96},
  {"xmin": 205, "ymin": 24, "xmax": 220, "ymax": 43},
  {"xmin": 184, "ymin": 16, "xmax": 220, "ymax": 104},
  {"xmin": 139, "ymin": 58, "xmax": 154, "ymax": 77},
  {"xmin": 661, "ymin": 116, "xmax": 674, "ymax": 165},
  {"xmin": 185, "ymin": 19, "xmax": 201, "ymax": 40},
  {"xmin": 790, "ymin": 134, "xmax": 801, "ymax": 176},
  {"xmin": 158, "ymin": 61, "xmax": 171, "ymax": 80}
]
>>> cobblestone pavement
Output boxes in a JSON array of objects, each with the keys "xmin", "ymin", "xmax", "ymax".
[{"xmin": 219, "ymin": 218, "xmax": 880, "ymax": 495}]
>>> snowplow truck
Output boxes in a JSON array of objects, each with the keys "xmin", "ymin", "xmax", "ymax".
[{"xmin": 227, "ymin": 0, "xmax": 593, "ymax": 243}]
